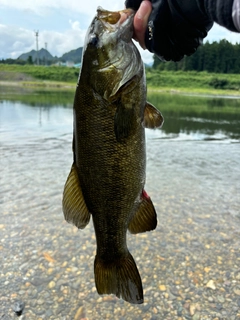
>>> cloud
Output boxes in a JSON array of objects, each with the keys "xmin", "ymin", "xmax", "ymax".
[
  {"xmin": 0, "ymin": 0, "xmax": 125, "ymax": 59},
  {"xmin": 69, "ymin": 20, "xmax": 81, "ymax": 31},
  {"xmin": 0, "ymin": 20, "xmax": 86, "ymax": 59},
  {"xmin": 0, "ymin": 25, "xmax": 34, "ymax": 59},
  {"xmin": 40, "ymin": 24, "xmax": 86, "ymax": 58},
  {"xmin": 0, "ymin": 0, "xmax": 125, "ymax": 17}
]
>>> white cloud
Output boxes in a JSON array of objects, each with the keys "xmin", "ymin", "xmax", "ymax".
[
  {"xmin": 69, "ymin": 20, "xmax": 81, "ymax": 31},
  {"xmin": 0, "ymin": 25, "xmax": 33, "ymax": 59},
  {"xmin": 0, "ymin": 0, "xmax": 126, "ymax": 59},
  {"xmin": 40, "ymin": 27, "xmax": 86, "ymax": 58},
  {"xmin": 0, "ymin": 0, "xmax": 125, "ymax": 17},
  {"xmin": 0, "ymin": 20, "xmax": 86, "ymax": 59}
]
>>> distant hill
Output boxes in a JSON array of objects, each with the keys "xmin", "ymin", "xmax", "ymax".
[
  {"xmin": 18, "ymin": 48, "xmax": 55, "ymax": 63},
  {"xmin": 18, "ymin": 47, "xmax": 83, "ymax": 64},
  {"xmin": 59, "ymin": 47, "xmax": 83, "ymax": 63}
]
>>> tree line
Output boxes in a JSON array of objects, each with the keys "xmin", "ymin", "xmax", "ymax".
[{"xmin": 153, "ymin": 39, "xmax": 240, "ymax": 74}]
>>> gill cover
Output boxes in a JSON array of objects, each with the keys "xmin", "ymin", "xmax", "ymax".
[{"xmin": 85, "ymin": 8, "xmax": 142, "ymax": 101}]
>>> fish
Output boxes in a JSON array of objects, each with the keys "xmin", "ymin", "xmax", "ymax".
[{"xmin": 62, "ymin": 7, "xmax": 163, "ymax": 304}]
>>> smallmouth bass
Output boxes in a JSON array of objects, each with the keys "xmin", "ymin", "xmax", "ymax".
[{"xmin": 62, "ymin": 7, "xmax": 163, "ymax": 304}]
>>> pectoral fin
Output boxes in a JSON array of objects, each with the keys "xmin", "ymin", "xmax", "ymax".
[
  {"xmin": 143, "ymin": 102, "xmax": 164, "ymax": 129},
  {"xmin": 62, "ymin": 163, "xmax": 90, "ymax": 229},
  {"xmin": 114, "ymin": 102, "xmax": 134, "ymax": 142},
  {"xmin": 128, "ymin": 190, "xmax": 157, "ymax": 234}
]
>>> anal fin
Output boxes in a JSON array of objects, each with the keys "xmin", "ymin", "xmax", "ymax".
[
  {"xmin": 143, "ymin": 102, "xmax": 164, "ymax": 129},
  {"xmin": 62, "ymin": 163, "xmax": 90, "ymax": 229},
  {"xmin": 128, "ymin": 190, "xmax": 157, "ymax": 234}
]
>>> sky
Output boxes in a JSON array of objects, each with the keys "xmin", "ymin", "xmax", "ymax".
[{"xmin": 0, "ymin": 0, "xmax": 239, "ymax": 64}]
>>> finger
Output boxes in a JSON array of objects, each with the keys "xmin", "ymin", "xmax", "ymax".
[{"xmin": 133, "ymin": 0, "xmax": 152, "ymax": 49}]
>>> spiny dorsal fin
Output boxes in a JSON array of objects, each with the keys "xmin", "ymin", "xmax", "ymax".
[
  {"xmin": 128, "ymin": 190, "xmax": 157, "ymax": 234},
  {"xmin": 143, "ymin": 102, "xmax": 164, "ymax": 129},
  {"xmin": 62, "ymin": 163, "xmax": 90, "ymax": 229},
  {"xmin": 94, "ymin": 252, "xmax": 143, "ymax": 304}
]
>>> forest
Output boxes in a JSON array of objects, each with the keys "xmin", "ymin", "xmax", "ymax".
[{"xmin": 153, "ymin": 39, "xmax": 240, "ymax": 74}]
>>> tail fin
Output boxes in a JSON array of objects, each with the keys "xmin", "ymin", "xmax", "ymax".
[{"xmin": 94, "ymin": 252, "xmax": 143, "ymax": 304}]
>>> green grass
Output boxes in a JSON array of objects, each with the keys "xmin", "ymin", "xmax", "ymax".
[
  {"xmin": 0, "ymin": 64, "xmax": 79, "ymax": 82},
  {"xmin": 146, "ymin": 69, "xmax": 240, "ymax": 95},
  {"xmin": 1, "ymin": 64, "xmax": 240, "ymax": 96}
]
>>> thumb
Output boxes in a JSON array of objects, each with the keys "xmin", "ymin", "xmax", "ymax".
[{"xmin": 133, "ymin": 0, "xmax": 152, "ymax": 49}]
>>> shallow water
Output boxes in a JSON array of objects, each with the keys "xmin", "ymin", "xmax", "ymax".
[{"xmin": 0, "ymin": 90, "xmax": 240, "ymax": 319}]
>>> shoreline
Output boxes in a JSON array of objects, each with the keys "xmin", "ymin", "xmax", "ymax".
[
  {"xmin": 1, "ymin": 80, "xmax": 240, "ymax": 99},
  {"xmin": 0, "ymin": 80, "xmax": 76, "ymax": 90}
]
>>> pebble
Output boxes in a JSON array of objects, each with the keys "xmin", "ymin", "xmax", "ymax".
[
  {"xmin": 48, "ymin": 281, "xmax": 56, "ymax": 289},
  {"xmin": 159, "ymin": 285, "xmax": 166, "ymax": 291},
  {"xmin": 233, "ymin": 287, "xmax": 240, "ymax": 295},
  {"xmin": 189, "ymin": 304, "xmax": 196, "ymax": 316},
  {"xmin": 192, "ymin": 312, "xmax": 200, "ymax": 320},
  {"xmin": 206, "ymin": 280, "xmax": 216, "ymax": 290},
  {"xmin": 74, "ymin": 306, "xmax": 86, "ymax": 320},
  {"xmin": 217, "ymin": 295, "xmax": 225, "ymax": 303},
  {"xmin": 37, "ymin": 299, "xmax": 44, "ymax": 305},
  {"xmin": 1, "ymin": 130, "xmax": 240, "ymax": 319},
  {"xmin": 12, "ymin": 300, "xmax": 25, "ymax": 316}
]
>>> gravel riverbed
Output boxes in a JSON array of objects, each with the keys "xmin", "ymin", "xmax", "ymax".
[{"xmin": 0, "ymin": 100, "xmax": 240, "ymax": 319}]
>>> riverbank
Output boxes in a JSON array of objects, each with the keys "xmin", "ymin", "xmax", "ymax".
[
  {"xmin": 0, "ymin": 80, "xmax": 76, "ymax": 90},
  {"xmin": 1, "ymin": 79, "xmax": 240, "ymax": 99},
  {"xmin": 1, "ymin": 64, "xmax": 240, "ymax": 97}
]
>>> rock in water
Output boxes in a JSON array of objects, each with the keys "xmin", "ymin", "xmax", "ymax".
[{"xmin": 12, "ymin": 300, "xmax": 25, "ymax": 316}]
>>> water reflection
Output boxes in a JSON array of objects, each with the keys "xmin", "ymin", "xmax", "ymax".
[
  {"xmin": 0, "ymin": 85, "xmax": 74, "ymax": 107},
  {"xmin": 147, "ymin": 92, "xmax": 240, "ymax": 141},
  {"xmin": 0, "ymin": 100, "xmax": 73, "ymax": 146},
  {"xmin": 1, "ymin": 88, "xmax": 240, "ymax": 142}
]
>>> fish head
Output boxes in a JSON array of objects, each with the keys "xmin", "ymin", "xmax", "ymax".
[{"xmin": 82, "ymin": 7, "xmax": 143, "ymax": 100}]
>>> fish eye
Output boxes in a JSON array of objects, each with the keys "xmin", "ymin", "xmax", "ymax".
[{"xmin": 89, "ymin": 34, "xmax": 99, "ymax": 46}]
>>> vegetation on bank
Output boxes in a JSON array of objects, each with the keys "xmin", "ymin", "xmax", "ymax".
[
  {"xmin": 0, "ymin": 64, "xmax": 79, "ymax": 82},
  {"xmin": 153, "ymin": 40, "xmax": 240, "ymax": 74},
  {"xmin": 1, "ymin": 64, "xmax": 240, "ymax": 95},
  {"xmin": 146, "ymin": 69, "xmax": 240, "ymax": 92}
]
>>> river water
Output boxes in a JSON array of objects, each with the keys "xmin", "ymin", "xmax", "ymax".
[{"xmin": 0, "ymin": 88, "xmax": 240, "ymax": 319}]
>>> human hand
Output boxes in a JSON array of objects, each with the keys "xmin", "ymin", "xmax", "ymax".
[{"xmin": 125, "ymin": 0, "xmax": 213, "ymax": 61}]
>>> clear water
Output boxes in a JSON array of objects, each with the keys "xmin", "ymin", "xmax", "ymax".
[{"xmin": 0, "ymin": 89, "xmax": 240, "ymax": 319}]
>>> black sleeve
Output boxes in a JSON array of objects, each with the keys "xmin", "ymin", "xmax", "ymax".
[
  {"xmin": 125, "ymin": 0, "xmax": 237, "ymax": 61},
  {"xmin": 201, "ymin": 0, "xmax": 236, "ymax": 32},
  {"xmin": 146, "ymin": 0, "xmax": 214, "ymax": 61}
]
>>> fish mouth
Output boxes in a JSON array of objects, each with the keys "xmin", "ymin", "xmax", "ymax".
[{"xmin": 96, "ymin": 7, "xmax": 135, "ymax": 29}]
